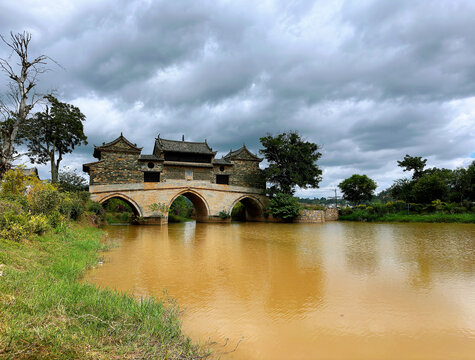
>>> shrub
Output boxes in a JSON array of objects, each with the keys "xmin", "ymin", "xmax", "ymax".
[
  {"xmin": 87, "ymin": 201, "xmax": 104, "ymax": 215},
  {"xmin": 120, "ymin": 213, "xmax": 131, "ymax": 222},
  {"xmin": 70, "ymin": 197, "xmax": 85, "ymax": 220},
  {"xmin": 339, "ymin": 206, "xmax": 353, "ymax": 216},
  {"xmin": 47, "ymin": 210, "xmax": 64, "ymax": 228},
  {"xmin": 27, "ymin": 214, "xmax": 50, "ymax": 234},
  {"xmin": 30, "ymin": 189, "xmax": 61, "ymax": 216},
  {"xmin": 267, "ymin": 193, "xmax": 301, "ymax": 220},
  {"xmin": 0, "ymin": 168, "xmax": 28, "ymax": 196},
  {"xmin": 218, "ymin": 210, "xmax": 230, "ymax": 219}
]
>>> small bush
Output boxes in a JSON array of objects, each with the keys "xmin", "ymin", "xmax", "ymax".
[
  {"xmin": 87, "ymin": 201, "xmax": 104, "ymax": 215},
  {"xmin": 0, "ymin": 168, "xmax": 28, "ymax": 196},
  {"xmin": 339, "ymin": 206, "xmax": 353, "ymax": 216},
  {"xmin": 218, "ymin": 210, "xmax": 230, "ymax": 219},
  {"xmin": 27, "ymin": 214, "xmax": 50, "ymax": 234},
  {"xmin": 267, "ymin": 193, "xmax": 301, "ymax": 220},
  {"xmin": 30, "ymin": 188, "xmax": 61, "ymax": 216}
]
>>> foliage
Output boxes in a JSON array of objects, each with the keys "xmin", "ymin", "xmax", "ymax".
[
  {"xmin": 259, "ymin": 131, "xmax": 322, "ymax": 195},
  {"xmin": 29, "ymin": 188, "xmax": 61, "ymax": 216},
  {"xmin": 87, "ymin": 201, "xmax": 105, "ymax": 216},
  {"xmin": 0, "ymin": 169, "xmax": 95, "ymax": 241},
  {"xmin": 338, "ymin": 174, "xmax": 377, "ymax": 205},
  {"xmin": 169, "ymin": 195, "xmax": 193, "ymax": 218},
  {"xmin": 231, "ymin": 201, "xmax": 245, "ymax": 220},
  {"xmin": 58, "ymin": 167, "xmax": 88, "ymax": 192},
  {"xmin": 390, "ymin": 158, "xmax": 474, "ymax": 205},
  {"xmin": 103, "ymin": 198, "xmax": 131, "ymax": 212},
  {"xmin": 339, "ymin": 198, "xmax": 475, "ymax": 223},
  {"xmin": 22, "ymin": 95, "xmax": 87, "ymax": 182},
  {"xmin": 339, "ymin": 211, "xmax": 475, "ymax": 223},
  {"xmin": 0, "ymin": 167, "xmax": 29, "ymax": 195},
  {"xmin": 397, "ymin": 154, "xmax": 427, "ymax": 179},
  {"xmin": 149, "ymin": 202, "xmax": 169, "ymax": 217},
  {"xmin": 267, "ymin": 192, "xmax": 301, "ymax": 220},
  {"xmin": 218, "ymin": 210, "xmax": 230, "ymax": 219}
]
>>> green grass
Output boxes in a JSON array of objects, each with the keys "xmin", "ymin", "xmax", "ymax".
[
  {"xmin": 339, "ymin": 211, "xmax": 475, "ymax": 223},
  {"xmin": 0, "ymin": 224, "xmax": 207, "ymax": 359}
]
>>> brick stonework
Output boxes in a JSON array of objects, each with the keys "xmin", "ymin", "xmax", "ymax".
[
  {"xmin": 294, "ymin": 209, "xmax": 325, "ymax": 223},
  {"xmin": 324, "ymin": 208, "xmax": 339, "ymax": 221}
]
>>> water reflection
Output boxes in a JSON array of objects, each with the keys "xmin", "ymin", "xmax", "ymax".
[
  {"xmin": 86, "ymin": 222, "xmax": 475, "ymax": 360},
  {"xmin": 344, "ymin": 223, "xmax": 380, "ymax": 275}
]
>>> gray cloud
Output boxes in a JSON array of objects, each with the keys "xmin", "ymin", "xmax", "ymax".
[{"xmin": 1, "ymin": 0, "xmax": 474, "ymax": 197}]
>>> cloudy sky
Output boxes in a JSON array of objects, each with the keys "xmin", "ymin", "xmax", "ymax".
[{"xmin": 1, "ymin": 0, "xmax": 474, "ymax": 197}]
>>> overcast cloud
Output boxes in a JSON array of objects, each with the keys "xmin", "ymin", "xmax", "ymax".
[{"xmin": 1, "ymin": 0, "xmax": 474, "ymax": 197}]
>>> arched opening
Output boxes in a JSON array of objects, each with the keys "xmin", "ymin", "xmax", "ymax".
[
  {"xmin": 100, "ymin": 195, "xmax": 141, "ymax": 224},
  {"xmin": 231, "ymin": 196, "xmax": 263, "ymax": 222},
  {"xmin": 168, "ymin": 191, "xmax": 209, "ymax": 223}
]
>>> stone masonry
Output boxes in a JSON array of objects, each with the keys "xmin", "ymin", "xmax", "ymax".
[{"xmin": 83, "ymin": 134, "xmax": 268, "ymax": 223}]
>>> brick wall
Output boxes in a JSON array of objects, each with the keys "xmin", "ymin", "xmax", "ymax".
[
  {"xmin": 90, "ymin": 152, "xmax": 143, "ymax": 185},
  {"xmin": 228, "ymin": 160, "xmax": 265, "ymax": 189},
  {"xmin": 324, "ymin": 208, "xmax": 339, "ymax": 221},
  {"xmin": 294, "ymin": 209, "xmax": 325, "ymax": 223},
  {"xmin": 164, "ymin": 166, "xmax": 184, "ymax": 180}
]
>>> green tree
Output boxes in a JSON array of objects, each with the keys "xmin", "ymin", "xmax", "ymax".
[
  {"xmin": 23, "ymin": 95, "xmax": 87, "ymax": 183},
  {"xmin": 267, "ymin": 192, "xmax": 301, "ymax": 220},
  {"xmin": 58, "ymin": 167, "xmax": 88, "ymax": 192},
  {"xmin": 397, "ymin": 154, "xmax": 427, "ymax": 179},
  {"xmin": 412, "ymin": 172, "xmax": 448, "ymax": 204},
  {"xmin": 259, "ymin": 131, "xmax": 322, "ymax": 195},
  {"xmin": 389, "ymin": 178, "xmax": 415, "ymax": 203},
  {"xmin": 338, "ymin": 174, "xmax": 377, "ymax": 204}
]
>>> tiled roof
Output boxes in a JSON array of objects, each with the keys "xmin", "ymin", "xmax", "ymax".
[
  {"xmin": 139, "ymin": 154, "xmax": 161, "ymax": 161},
  {"xmin": 96, "ymin": 133, "xmax": 141, "ymax": 151},
  {"xmin": 224, "ymin": 144, "xmax": 262, "ymax": 161},
  {"xmin": 93, "ymin": 134, "xmax": 142, "ymax": 159},
  {"xmin": 155, "ymin": 137, "xmax": 215, "ymax": 155},
  {"xmin": 213, "ymin": 158, "xmax": 233, "ymax": 165}
]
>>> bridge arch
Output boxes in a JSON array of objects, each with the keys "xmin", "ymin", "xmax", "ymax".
[
  {"xmin": 99, "ymin": 193, "xmax": 143, "ymax": 217},
  {"xmin": 230, "ymin": 195, "xmax": 264, "ymax": 221},
  {"xmin": 168, "ymin": 189, "xmax": 210, "ymax": 222}
]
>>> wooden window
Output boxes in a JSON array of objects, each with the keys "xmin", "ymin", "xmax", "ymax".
[
  {"xmin": 144, "ymin": 172, "xmax": 160, "ymax": 182},
  {"xmin": 216, "ymin": 174, "xmax": 229, "ymax": 185}
]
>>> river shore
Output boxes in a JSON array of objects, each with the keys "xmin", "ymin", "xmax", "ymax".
[
  {"xmin": 338, "ymin": 211, "xmax": 475, "ymax": 223},
  {"xmin": 0, "ymin": 223, "xmax": 207, "ymax": 359}
]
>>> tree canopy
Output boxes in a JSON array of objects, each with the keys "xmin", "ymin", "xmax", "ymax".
[
  {"xmin": 397, "ymin": 154, "xmax": 427, "ymax": 179},
  {"xmin": 338, "ymin": 174, "xmax": 377, "ymax": 204},
  {"xmin": 23, "ymin": 95, "xmax": 87, "ymax": 183},
  {"xmin": 390, "ymin": 156, "xmax": 474, "ymax": 204},
  {"xmin": 259, "ymin": 131, "xmax": 322, "ymax": 195}
]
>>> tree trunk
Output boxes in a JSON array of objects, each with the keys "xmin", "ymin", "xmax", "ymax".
[{"xmin": 50, "ymin": 148, "xmax": 57, "ymax": 183}]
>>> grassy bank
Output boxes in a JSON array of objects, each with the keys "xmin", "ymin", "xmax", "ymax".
[
  {"xmin": 339, "ymin": 211, "xmax": 475, "ymax": 223},
  {"xmin": 0, "ymin": 224, "xmax": 207, "ymax": 359}
]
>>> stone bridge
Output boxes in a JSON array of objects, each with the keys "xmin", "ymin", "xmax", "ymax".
[{"xmin": 89, "ymin": 180, "xmax": 268, "ymax": 224}]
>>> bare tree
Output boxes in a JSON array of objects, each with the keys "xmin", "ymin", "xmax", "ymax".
[{"xmin": 0, "ymin": 31, "xmax": 49, "ymax": 175}]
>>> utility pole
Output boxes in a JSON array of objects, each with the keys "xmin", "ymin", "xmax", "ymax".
[{"xmin": 334, "ymin": 188, "xmax": 341, "ymax": 208}]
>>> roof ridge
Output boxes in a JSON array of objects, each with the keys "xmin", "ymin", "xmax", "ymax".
[{"xmin": 160, "ymin": 138, "xmax": 208, "ymax": 144}]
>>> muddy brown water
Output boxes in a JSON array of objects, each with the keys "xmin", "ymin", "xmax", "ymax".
[{"xmin": 84, "ymin": 222, "xmax": 475, "ymax": 359}]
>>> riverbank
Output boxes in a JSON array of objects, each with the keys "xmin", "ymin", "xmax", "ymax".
[
  {"xmin": 0, "ymin": 224, "xmax": 207, "ymax": 359},
  {"xmin": 339, "ymin": 211, "xmax": 475, "ymax": 223}
]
